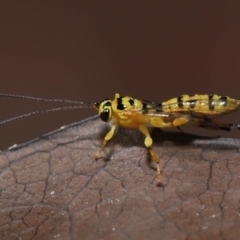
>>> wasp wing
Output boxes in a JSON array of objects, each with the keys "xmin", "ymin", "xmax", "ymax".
[
  {"xmin": 132, "ymin": 98, "xmax": 240, "ymax": 131},
  {"xmin": 138, "ymin": 98, "xmax": 240, "ymax": 120}
]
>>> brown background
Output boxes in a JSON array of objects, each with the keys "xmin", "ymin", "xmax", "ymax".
[{"xmin": 0, "ymin": 1, "xmax": 240, "ymax": 150}]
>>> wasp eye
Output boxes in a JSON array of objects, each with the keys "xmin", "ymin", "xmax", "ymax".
[{"xmin": 100, "ymin": 108, "xmax": 110, "ymax": 122}]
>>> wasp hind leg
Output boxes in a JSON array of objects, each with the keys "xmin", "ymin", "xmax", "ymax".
[
  {"xmin": 194, "ymin": 118, "xmax": 240, "ymax": 131},
  {"xmin": 138, "ymin": 124, "xmax": 163, "ymax": 187},
  {"xmin": 176, "ymin": 126, "xmax": 185, "ymax": 133}
]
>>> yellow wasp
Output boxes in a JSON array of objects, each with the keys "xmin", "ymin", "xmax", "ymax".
[{"xmin": 1, "ymin": 93, "xmax": 240, "ymax": 186}]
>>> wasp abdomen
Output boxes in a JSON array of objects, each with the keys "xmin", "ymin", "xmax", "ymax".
[{"xmin": 161, "ymin": 94, "xmax": 240, "ymax": 115}]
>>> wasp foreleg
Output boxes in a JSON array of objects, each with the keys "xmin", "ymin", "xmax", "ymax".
[{"xmin": 95, "ymin": 124, "xmax": 117, "ymax": 160}]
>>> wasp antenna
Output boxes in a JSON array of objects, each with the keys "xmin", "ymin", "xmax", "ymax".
[
  {"xmin": 92, "ymin": 102, "xmax": 100, "ymax": 110},
  {"xmin": 0, "ymin": 105, "xmax": 92, "ymax": 126},
  {"xmin": 0, "ymin": 93, "xmax": 90, "ymax": 105}
]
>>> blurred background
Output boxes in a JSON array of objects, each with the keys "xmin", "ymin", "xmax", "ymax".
[{"xmin": 0, "ymin": 1, "xmax": 240, "ymax": 150}]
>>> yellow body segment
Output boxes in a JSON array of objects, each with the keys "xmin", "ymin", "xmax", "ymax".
[
  {"xmin": 95, "ymin": 93, "xmax": 240, "ymax": 187},
  {"xmin": 162, "ymin": 94, "xmax": 240, "ymax": 115}
]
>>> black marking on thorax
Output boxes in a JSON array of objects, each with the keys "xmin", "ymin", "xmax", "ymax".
[
  {"xmin": 189, "ymin": 100, "xmax": 197, "ymax": 108},
  {"xmin": 129, "ymin": 99, "xmax": 134, "ymax": 106},
  {"xmin": 142, "ymin": 102, "xmax": 149, "ymax": 114},
  {"xmin": 117, "ymin": 97, "xmax": 125, "ymax": 110},
  {"xmin": 177, "ymin": 96, "xmax": 184, "ymax": 108},
  {"xmin": 219, "ymin": 96, "xmax": 227, "ymax": 107},
  {"xmin": 208, "ymin": 95, "xmax": 215, "ymax": 110},
  {"xmin": 156, "ymin": 103, "xmax": 163, "ymax": 112}
]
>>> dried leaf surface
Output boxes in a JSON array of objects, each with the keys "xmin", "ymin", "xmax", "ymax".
[{"xmin": 0, "ymin": 116, "xmax": 240, "ymax": 240}]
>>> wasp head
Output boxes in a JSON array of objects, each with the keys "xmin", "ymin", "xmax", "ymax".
[{"xmin": 95, "ymin": 99, "xmax": 112, "ymax": 122}]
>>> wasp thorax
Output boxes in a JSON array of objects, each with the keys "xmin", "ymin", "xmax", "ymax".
[{"xmin": 99, "ymin": 99, "xmax": 112, "ymax": 122}]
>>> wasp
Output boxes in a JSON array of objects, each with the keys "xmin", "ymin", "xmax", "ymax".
[{"xmin": 1, "ymin": 93, "xmax": 240, "ymax": 187}]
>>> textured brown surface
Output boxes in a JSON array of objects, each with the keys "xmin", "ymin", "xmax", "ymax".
[
  {"xmin": 1, "ymin": 1, "xmax": 240, "ymax": 149},
  {"xmin": 0, "ymin": 116, "xmax": 240, "ymax": 240}
]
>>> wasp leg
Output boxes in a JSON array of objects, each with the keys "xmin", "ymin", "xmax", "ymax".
[
  {"xmin": 138, "ymin": 124, "xmax": 163, "ymax": 187},
  {"xmin": 138, "ymin": 118, "xmax": 189, "ymax": 186},
  {"xmin": 95, "ymin": 124, "xmax": 117, "ymax": 160},
  {"xmin": 177, "ymin": 126, "xmax": 185, "ymax": 133},
  {"xmin": 194, "ymin": 119, "xmax": 240, "ymax": 131}
]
